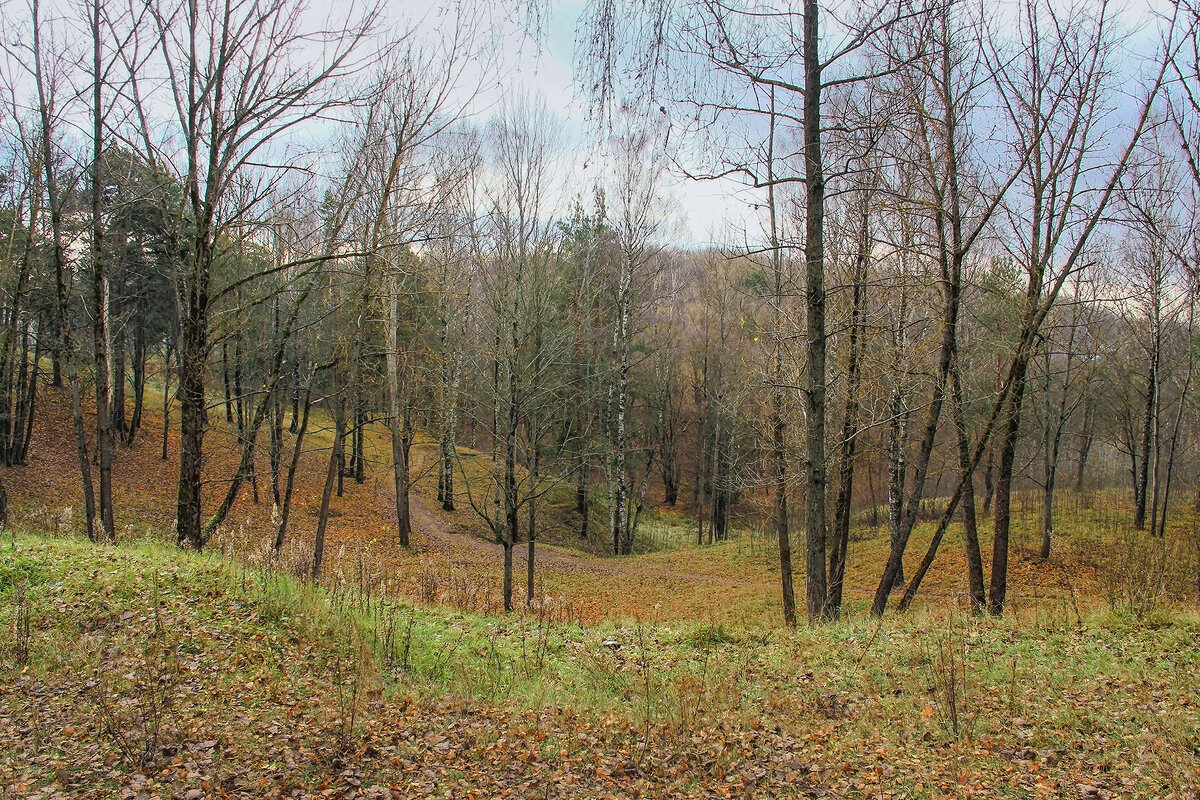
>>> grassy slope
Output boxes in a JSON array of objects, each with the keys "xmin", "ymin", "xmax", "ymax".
[
  {"xmin": 12, "ymin": 386, "xmax": 1189, "ymax": 632},
  {"xmin": 3, "ymin": 530, "xmax": 1199, "ymax": 799}
]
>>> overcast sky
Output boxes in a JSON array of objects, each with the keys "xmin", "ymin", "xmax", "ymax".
[
  {"xmin": 376, "ymin": 0, "xmax": 755, "ymax": 248},
  {"xmin": 374, "ymin": 0, "xmax": 1177, "ymax": 251}
]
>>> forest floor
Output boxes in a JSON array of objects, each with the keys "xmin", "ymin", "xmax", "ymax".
[
  {"xmin": 2, "ymin": 532, "xmax": 1199, "ymax": 799},
  {"xmin": 2, "ymin": 385, "xmax": 1199, "ymax": 798},
  {"xmin": 2, "ymin": 386, "xmax": 1154, "ymax": 626}
]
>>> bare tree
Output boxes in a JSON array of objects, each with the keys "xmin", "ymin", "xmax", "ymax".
[
  {"xmin": 127, "ymin": 0, "xmax": 380, "ymax": 549},
  {"xmin": 606, "ymin": 119, "xmax": 670, "ymax": 555},
  {"xmin": 984, "ymin": 0, "xmax": 1168, "ymax": 615},
  {"xmin": 18, "ymin": 0, "xmax": 102, "ymax": 540},
  {"xmin": 460, "ymin": 97, "xmax": 566, "ymax": 611},
  {"xmin": 580, "ymin": 0, "xmax": 917, "ymax": 623}
]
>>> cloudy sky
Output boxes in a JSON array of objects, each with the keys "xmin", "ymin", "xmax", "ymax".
[{"xmin": 378, "ymin": 0, "xmax": 757, "ymax": 248}]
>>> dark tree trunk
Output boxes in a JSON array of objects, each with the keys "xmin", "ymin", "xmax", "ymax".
[
  {"xmin": 221, "ymin": 341, "xmax": 234, "ymax": 423},
  {"xmin": 1156, "ymin": 329, "xmax": 1194, "ymax": 539},
  {"xmin": 802, "ymin": 0, "xmax": 828, "ymax": 623},
  {"xmin": 576, "ymin": 478, "xmax": 589, "ymax": 539},
  {"xmin": 127, "ymin": 324, "xmax": 148, "ymax": 444},
  {"xmin": 526, "ymin": 399, "xmax": 541, "ymax": 606},
  {"xmin": 355, "ymin": 403, "xmax": 365, "ymax": 484},
  {"xmin": 503, "ymin": 359, "xmax": 520, "ymax": 612},
  {"xmin": 765, "ymin": 89, "xmax": 795, "ymax": 626},
  {"xmin": 440, "ymin": 433, "xmax": 456, "ymax": 511},
  {"xmin": 872, "ymin": 226, "xmax": 955, "ymax": 616},
  {"xmin": 694, "ymin": 379, "xmax": 708, "ymax": 546},
  {"xmin": 502, "ymin": 540, "xmax": 514, "ymax": 613},
  {"xmin": 91, "ymin": 11, "xmax": 115, "ymax": 544},
  {"xmin": 161, "ymin": 342, "xmax": 173, "ymax": 461},
  {"xmin": 988, "ymin": 361, "xmax": 1030, "ymax": 616},
  {"xmin": 1135, "ymin": 362, "xmax": 1156, "ymax": 529},
  {"xmin": 274, "ymin": 388, "xmax": 311, "ymax": 554},
  {"xmin": 312, "ymin": 403, "xmax": 344, "ymax": 581},
  {"xmin": 772, "ymin": 390, "xmax": 794, "ymax": 625},
  {"xmin": 393, "ymin": 425, "xmax": 412, "ymax": 547},
  {"xmin": 112, "ymin": 330, "xmax": 127, "ymax": 437},
  {"xmin": 982, "ymin": 446, "xmax": 995, "ymax": 514},
  {"xmin": 1074, "ymin": 396, "xmax": 1095, "ymax": 493},
  {"xmin": 270, "ymin": 386, "xmax": 283, "ymax": 508},
  {"xmin": 387, "ymin": 290, "xmax": 412, "ymax": 548},
  {"xmin": 35, "ymin": 0, "xmax": 96, "ymax": 541},
  {"xmin": 827, "ymin": 195, "xmax": 869, "ymax": 619},
  {"xmin": 952, "ymin": 359, "xmax": 986, "ymax": 611},
  {"xmin": 15, "ymin": 329, "xmax": 40, "ymax": 465},
  {"xmin": 175, "ymin": 238, "xmax": 212, "ymax": 550},
  {"xmin": 886, "ymin": 385, "xmax": 908, "ymax": 591},
  {"xmin": 290, "ymin": 360, "xmax": 300, "ymax": 434}
]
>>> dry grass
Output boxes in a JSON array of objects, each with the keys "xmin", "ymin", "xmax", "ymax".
[{"xmin": 6, "ymin": 385, "xmax": 1197, "ymax": 631}]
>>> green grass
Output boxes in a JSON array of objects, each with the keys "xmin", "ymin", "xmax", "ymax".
[{"xmin": 4, "ymin": 525, "xmax": 1200, "ymax": 798}]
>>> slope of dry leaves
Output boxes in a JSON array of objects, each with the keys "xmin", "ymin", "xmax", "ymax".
[
  {"xmin": 2, "ymin": 534, "xmax": 1199, "ymax": 800},
  {"xmin": 3, "ymin": 386, "xmax": 1199, "ymax": 799},
  {"xmin": 5, "ymin": 386, "xmax": 1111, "ymax": 627}
]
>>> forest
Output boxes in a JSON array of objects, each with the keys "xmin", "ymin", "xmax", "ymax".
[{"xmin": 2, "ymin": 0, "xmax": 1200, "ymax": 796}]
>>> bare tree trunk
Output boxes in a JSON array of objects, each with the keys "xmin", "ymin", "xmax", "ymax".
[
  {"xmin": 222, "ymin": 341, "xmax": 234, "ymax": 423},
  {"xmin": 713, "ymin": 424, "xmax": 730, "ymax": 542},
  {"xmin": 274, "ymin": 387, "xmax": 311, "ymax": 554},
  {"xmin": 901, "ymin": 360, "xmax": 1016, "ymax": 612},
  {"xmin": 612, "ymin": 258, "xmax": 632, "ymax": 555},
  {"xmin": 873, "ymin": 229, "xmax": 955, "ymax": 615},
  {"xmin": 982, "ymin": 446, "xmax": 995, "ymax": 514},
  {"xmin": 270, "ymin": 386, "xmax": 283, "ymax": 508},
  {"xmin": 1148, "ymin": 371, "xmax": 1163, "ymax": 538},
  {"xmin": 312, "ymin": 403, "xmax": 344, "ymax": 581},
  {"xmin": 354, "ymin": 401, "xmax": 366, "ymax": 484},
  {"xmin": 123, "ymin": 324, "xmax": 148, "ymax": 445},
  {"xmin": 827, "ymin": 192, "xmax": 870, "ymax": 619},
  {"xmin": 1041, "ymin": 465, "xmax": 1057, "ymax": 559},
  {"xmin": 989, "ymin": 362, "xmax": 1029, "ymax": 615},
  {"xmin": 161, "ymin": 342, "xmax": 172, "ymax": 460},
  {"xmin": 90, "ymin": 0, "xmax": 116, "ymax": 543},
  {"xmin": 441, "ymin": 416, "xmax": 456, "ymax": 513},
  {"xmin": 526, "ymin": 331, "xmax": 543, "ymax": 604},
  {"xmin": 14, "ymin": 329, "xmax": 39, "ymax": 465},
  {"xmin": 1135, "ymin": 325, "xmax": 1159, "ymax": 529},
  {"xmin": 802, "ymin": 0, "xmax": 828, "ymax": 623},
  {"xmin": 952, "ymin": 358, "xmax": 986, "ymax": 610},
  {"xmin": 131, "ymin": 325, "xmax": 147, "ymax": 437},
  {"xmin": 34, "ymin": 5, "xmax": 98, "ymax": 541},
  {"xmin": 290, "ymin": 360, "xmax": 300, "ymax": 433},
  {"xmin": 387, "ymin": 288, "xmax": 412, "ymax": 547},
  {"xmin": 885, "ymin": 287, "xmax": 910, "ymax": 592},
  {"xmin": 176, "ymin": 308, "xmax": 209, "ymax": 550},
  {"xmin": 527, "ymin": 442, "xmax": 538, "ymax": 607},
  {"xmin": 1074, "ymin": 396, "xmax": 1095, "ymax": 493},
  {"xmin": 1156, "ymin": 308, "xmax": 1194, "ymax": 539},
  {"xmin": 765, "ymin": 88, "xmax": 795, "ymax": 626},
  {"xmin": 503, "ymin": 350, "xmax": 519, "ymax": 612},
  {"xmin": 694, "ymin": 370, "xmax": 707, "ymax": 546},
  {"xmin": 113, "ymin": 331, "xmax": 128, "ymax": 438}
]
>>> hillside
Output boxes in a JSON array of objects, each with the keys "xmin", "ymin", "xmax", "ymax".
[
  {"xmin": 2, "ymin": 385, "xmax": 1152, "ymax": 627},
  {"xmin": 2, "ymin": 532, "xmax": 1199, "ymax": 799},
  {"xmin": 2, "ymin": 386, "xmax": 1200, "ymax": 798}
]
